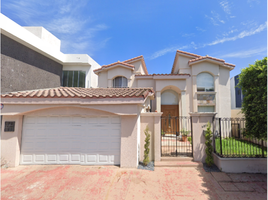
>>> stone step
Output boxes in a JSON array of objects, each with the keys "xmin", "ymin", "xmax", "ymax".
[
  {"xmin": 161, "ymin": 157, "xmax": 193, "ymax": 162},
  {"xmin": 155, "ymin": 161, "xmax": 202, "ymax": 168}
]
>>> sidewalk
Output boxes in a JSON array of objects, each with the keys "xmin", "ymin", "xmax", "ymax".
[{"xmin": 1, "ymin": 165, "xmax": 267, "ymax": 200}]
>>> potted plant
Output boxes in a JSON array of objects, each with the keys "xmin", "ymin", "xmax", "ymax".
[{"xmin": 180, "ymin": 129, "xmax": 189, "ymax": 142}]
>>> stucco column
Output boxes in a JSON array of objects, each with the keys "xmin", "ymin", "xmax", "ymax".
[
  {"xmin": 214, "ymin": 75, "xmax": 220, "ymax": 115},
  {"xmin": 120, "ymin": 115, "xmax": 138, "ymax": 168},
  {"xmin": 1, "ymin": 115, "xmax": 23, "ymax": 167},
  {"xmin": 156, "ymin": 91, "xmax": 161, "ymax": 112},
  {"xmin": 181, "ymin": 90, "xmax": 186, "ymax": 116},
  {"xmin": 192, "ymin": 75, "xmax": 197, "ymax": 112},
  {"xmin": 189, "ymin": 112, "xmax": 216, "ymax": 163},
  {"xmin": 154, "ymin": 114, "xmax": 162, "ymax": 162}
]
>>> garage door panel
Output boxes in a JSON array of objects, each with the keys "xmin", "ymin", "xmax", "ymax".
[
  {"xmin": 47, "ymin": 154, "xmax": 57, "ymax": 163},
  {"xmin": 21, "ymin": 154, "xmax": 33, "ymax": 163},
  {"xmin": 37, "ymin": 116, "xmax": 48, "ymax": 124},
  {"xmin": 34, "ymin": 155, "xmax": 45, "ymax": 163},
  {"xmin": 86, "ymin": 155, "xmax": 97, "ymax": 163},
  {"xmin": 59, "ymin": 154, "xmax": 69, "ymax": 162},
  {"xmin": 21, "ymin": 116, "xmax": 121, "ymax": 166},
  {"xmin": 24, "ymin": 116, "xmax": 36, "ymax": 124},
  {"xmin": 48, "ymin": 116, "xmax": 59, "ymax": 124}
]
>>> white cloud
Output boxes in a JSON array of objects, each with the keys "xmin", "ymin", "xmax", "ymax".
[
  {"xmin": 182, "ymin": 33, "xmax": 195, "ymax": 38},
  {"xmin": 206, "ymin": 11, "xmax": 225, "ymax": 26},
  {"xmin": 220, "ymin": 1, "xmax": 231, "ymax": 14},
  {"xmin": 148, "ymin": 45, "xmax": 189, "ymax": 60},
  {"xmin": 2, "ymin": 0, "xmax": 110, "ymax": 55},
  {"xmin": 196, "ymin": 27, "xmax": 206, "ymax": 32},
  {"xmin": 207, "ymin": 22, "xmax": 267, "ymax": 46},
  {"xmin": 219, "ymin": 47, "xmax": 267, "ymax": 58}
]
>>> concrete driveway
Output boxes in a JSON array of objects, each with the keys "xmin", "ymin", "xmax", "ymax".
[{"xmin": 1, "ymin": 165, "xmax": 267, "ymax": 200}]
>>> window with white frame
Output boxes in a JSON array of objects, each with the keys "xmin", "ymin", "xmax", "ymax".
[
  {"xmin": 62, "ymin": 71, "xmax": 86, "ymax": 87},
  {"xmin": 198, "ymin": 106, "xmax": 215, "ymax": 112},
  {"xmin": 113, "ymin": 76, "xmax": 128, "ymax": 88},
  {"xmin": 196, "ymin": 73, "xmax": 214, "ymax": 92}
]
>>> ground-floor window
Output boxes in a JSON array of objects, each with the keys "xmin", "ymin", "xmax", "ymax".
[
  {"xmin": 198, "ymin": 106, "xmax": 215, "ymax": 112},
  {"xmin": 62, "ymin": 71, "xmax": 86, "ymax": 87}
]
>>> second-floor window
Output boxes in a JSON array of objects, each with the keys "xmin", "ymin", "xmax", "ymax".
[
  {"xmin": 196, "ymin": 72, "xmax": 214, "ymax": 92},
  {"xmin": 113, "ymin": 76, "xmax": 127, "ymax": 88},
  {"xmin": 62, "ymin": 71, "xmax": 86, "ymax": 88}
]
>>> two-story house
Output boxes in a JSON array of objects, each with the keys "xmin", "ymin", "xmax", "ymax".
[{"xmin": 1, "ymin": 14, "xmax": 235, "ymax": 169}]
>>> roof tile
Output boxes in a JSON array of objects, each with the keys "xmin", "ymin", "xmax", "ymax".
[{"xmin": 1, "ymin": 87, "xmax": 154, "ymax": 99}]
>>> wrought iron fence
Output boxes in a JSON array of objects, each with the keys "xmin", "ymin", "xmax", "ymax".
[
  {"xmin": 213, "ymin": 117, "xmax": 267, "ymax": 158},
  {"xmin": 161, "ymin": 116, "xmax": 193, "ymax": 157}
]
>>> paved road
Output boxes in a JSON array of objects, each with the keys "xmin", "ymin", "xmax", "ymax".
[{"xmin": 1, "ymin": 165, "xmax": 267, "ymax": 200}]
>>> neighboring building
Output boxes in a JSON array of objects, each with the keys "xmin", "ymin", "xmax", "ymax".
[
  {"xmin": 1, "ymin": 14, "xmax": 100, "ymax": 93},
  {"xmin": 230, "ymin": 74, "xmax": 245, "ymax": 118},
  {"xmin": 1, "ymin": 14, "xmax": 236, "ymax": 169}
]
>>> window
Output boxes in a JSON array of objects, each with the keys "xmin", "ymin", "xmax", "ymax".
[
  {"xmin": 198, "ymin": 106, "xmax": 214, "ymax": 112},
  {"xmin": 113, "ymin": 76, "xmax": 128, "ymax": 88},
  {"xmin": 196, "ymin": 73, "xmax": 214, "ymax": 92},
  {"xmin": 4, "ymin": 121, "xmax": 15, "ymax": 132},
  {"xmin": 62, "ymin": 71, "xmax": 86, "ymax": 87}
]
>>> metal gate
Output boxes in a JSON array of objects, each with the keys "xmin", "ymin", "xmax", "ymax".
[{"xmin": 161, "ymin": 116, "xmax": 193, "ymax": 157}]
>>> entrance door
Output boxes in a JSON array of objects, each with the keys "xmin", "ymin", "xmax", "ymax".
[{"xmin": 161, "ymin": 105, "xmax": 179, "ymax": 134}]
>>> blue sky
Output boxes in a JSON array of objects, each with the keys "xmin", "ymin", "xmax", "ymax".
[{"xmin": 2, "ymin": 0, "xmax": 267, "ymax": 77}]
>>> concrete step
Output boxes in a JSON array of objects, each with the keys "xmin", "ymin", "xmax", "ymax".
[
  {"xmin": 161, "ymin": 157, "xmax": 193, "ymax": 162},
  {"xmin": 155, "ymin": 161, "xmax": 202, "ymax": 168}
]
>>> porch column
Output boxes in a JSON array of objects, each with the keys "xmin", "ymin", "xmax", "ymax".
[
  {"xmin": 181, "ymin": 90, "xmax": 186, "ymax": 116},
  {"xmin": 214, "ymin": 75, "xmax": 220, "ymax": 115},
  {"xmin": 1, "ymin": 115, "xmax": 23, "ymax": 167},
  {"xmin": 154, "ymin": 114, "xmax": 162, "ymax": 162},
  {"xmin": 156, "ymin": 91, "xmax": 161, "ymax": 112},
  {"xmin": 189, "ymin": 112, "xmax": 216, "ymax": 162}
]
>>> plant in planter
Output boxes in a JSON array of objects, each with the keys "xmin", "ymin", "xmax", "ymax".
[
  {"xmin": 161, "ymin": 129, "xmax": 165, "ymax": 136},
  {"xmin": 205, "ymin": 121, "xmax": 214, "ymax": 167},
  {"xmin": 187, "ymin": 136, "xmax": 192, "ymax": 144},
  {"xmin": 143, "ymin": 126, "xmax": 150, "ymax": 166},
  {"xmin": 180, "ymin": 129, "xmax": 189, "ymax": 142}
]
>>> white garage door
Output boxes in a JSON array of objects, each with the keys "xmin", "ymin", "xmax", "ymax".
[{"xmin": 20, "ymin": 115, "xmax": 121, "ymax": 165}]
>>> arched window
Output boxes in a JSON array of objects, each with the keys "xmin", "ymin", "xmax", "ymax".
[
  {"xmin": 113, "ymin": 76, "xmax": 128, "ymax": 88},
  {"xmin": 196, "ymin": 73, "xmax": 214, "ymax": 92}
]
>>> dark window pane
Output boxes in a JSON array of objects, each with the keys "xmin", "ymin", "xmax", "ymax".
[
  {"xmin": 68, "ymin": 71, "xmax": 73, "ymax": 87},
  {"xmin": 79, "ymin": 71, "xmax": 86, "ymax": 88},
  {"xmin": 73, "ymin": 71, "xmax": 78, "ymax": 87},
  {"xmin": 62, "ymin": 71, "xmax": 68, "ymax": 86},
  {"xmin": 113, "ymin": 76, "xmax": 127, "ymax": 88}
]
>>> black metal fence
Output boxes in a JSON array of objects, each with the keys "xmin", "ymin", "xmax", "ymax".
[
  {"xmin": 161, "ymin": 116, "xmax": 193, "ymax": 157},
  {"xmin": 213, "ymin": 117, "xmax": 267, "ymax": 158}
]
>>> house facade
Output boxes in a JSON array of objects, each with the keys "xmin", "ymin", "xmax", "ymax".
[{"xmin": 1, "ymin": 14, "xmax": 235, "ymax": 169}]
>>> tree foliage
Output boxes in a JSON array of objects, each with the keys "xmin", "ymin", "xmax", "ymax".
[
  {"xmin": 238, "ymin": 57, "xmax": 267, "ymax": 140},
  {"xmin": 143, "ymin": 126, "xmax": 150, "ymax": 166},
  {"xmin": 205, "ymin": 122, "xmax": 214, "ymax": 167}
]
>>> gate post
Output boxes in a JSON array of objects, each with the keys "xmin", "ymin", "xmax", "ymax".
[
  {"xmin": 189, "ymin": 112, "xmax": 216, "ymax": 163},
  {"xmin": 154, "ymin": 113, "xmax": 162, "ymax": 162}
]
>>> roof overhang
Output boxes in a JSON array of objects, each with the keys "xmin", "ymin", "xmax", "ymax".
[
  {"xmin": 189, "ymin": 58, "xmax": 235, "ymax": 70},
  {"xmin": 171, "ymin": 50, "xmax": 200, "ymax": 74},
  {"xmin": 94, "ymin": 62, "xmax": 135, "ymax": 74}
]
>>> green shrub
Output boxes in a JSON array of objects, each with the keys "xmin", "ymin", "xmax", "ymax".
[
  {"xmin": 143, "ymin": 126, "xmax": 150, "ymax": 166},
  {"xmin": 205, "ymin": 122, "xmax": 214, "ymax": 167},
  {"xmin": 238, "ymin": 57, "xmax": 267, "ymax": 140},
  {"xmin": 188, "ymin": 137, "xmax": 192, "ymax": 144}
]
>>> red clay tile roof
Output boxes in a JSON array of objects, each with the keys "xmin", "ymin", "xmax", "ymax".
[
  {"xmin": 93, "ymin": 61, "xmax": 134, "ymax": 73},
  {"xmin": 122, "ymin": 55, "xmax": 144, "ymax": 63},
  {"xmin": 176, "ymin": 50, "xmax": 200, "ymax": 58},
  {"xmin": 1, "ymin": 87, "xmax": 154, "ymax": 99},
  {"xmin": 188, "ymin": 55, "xmax": 235, "ymax": 67}
]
